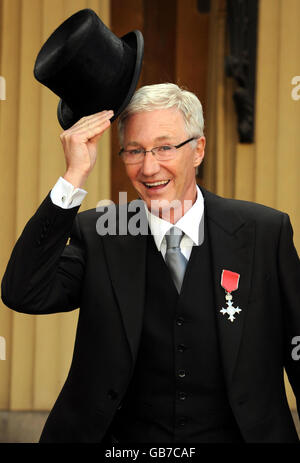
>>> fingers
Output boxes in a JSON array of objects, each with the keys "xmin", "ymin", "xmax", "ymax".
[
  {"xmin": 70, "ymin": 110, "xmax": 114, "ymax": 132},
  {"xmin": 61, "ymin": 110, "xmax": 114, "ymax": 143}
]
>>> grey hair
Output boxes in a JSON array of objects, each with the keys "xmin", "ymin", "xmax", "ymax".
[{"xmin": 117, "ymin": 83, "xmax": 204, "ymax": 147}]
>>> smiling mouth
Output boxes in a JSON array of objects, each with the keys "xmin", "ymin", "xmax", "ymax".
[{"xmin": 143, "ymin": 180, "xmax": 170, "ymax": 189}]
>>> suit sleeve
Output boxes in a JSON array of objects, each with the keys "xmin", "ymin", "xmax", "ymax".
[
  {"xmin": 279, "ymin": 214, "xmax": 300, "ymax": 412},
  {"xmin": 1, "ymin": 193, "xmax": 85, "ymax": 314}
]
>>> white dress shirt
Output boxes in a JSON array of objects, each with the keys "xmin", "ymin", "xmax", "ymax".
[
  {"xmin": 50, "ymin": 176, "xmax": 87, "ymax": 209},
  {"xmin": 50, "ymin": 177, "xmax": 204, "ymax": 261},
  {"xmin": 144, "ymin": 186, "xmax": 204, "ymax": 261}
]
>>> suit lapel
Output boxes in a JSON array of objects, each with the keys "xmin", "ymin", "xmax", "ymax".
[
  {"xmin": 102, "ymin": 202, "xmax": 148, "ymax": 368},
  {"xmin": 202, "ymin": 188, "xmax": 256, "ymax": 387}
]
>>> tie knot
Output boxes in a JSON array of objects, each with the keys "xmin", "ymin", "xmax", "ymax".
[{"xmin": 165, "ymin": 227, "xmax": 183, "ymax": 249}]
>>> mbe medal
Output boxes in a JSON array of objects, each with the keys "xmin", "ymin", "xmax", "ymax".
[{"xmin": 220, "ymin": 270, "xmax": 242, "ymax": 323}]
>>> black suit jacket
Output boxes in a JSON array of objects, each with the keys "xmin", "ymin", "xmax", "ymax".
[{"xmin": 1, "ymin": 187, "xmax": 300, "ymax": 442}]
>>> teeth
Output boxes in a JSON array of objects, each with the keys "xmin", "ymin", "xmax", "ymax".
[{"xmin": 144, "ymin": 180, "xmax": 169, "ymax": 187}]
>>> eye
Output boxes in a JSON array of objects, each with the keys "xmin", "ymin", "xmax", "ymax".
[
  {"xmin": 157, "ymin": 145, "xmax": 172, "ymax": 152},
  {"xmin": 128, "ymin": 148, "xmax": 143, "ymax": 155}
]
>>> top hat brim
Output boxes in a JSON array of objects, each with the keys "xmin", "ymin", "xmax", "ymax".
[{"xmin": 57, "ymin": 29, "xmax": 144, "ymax": 130}]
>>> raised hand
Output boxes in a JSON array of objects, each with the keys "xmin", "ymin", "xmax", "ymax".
[{"xmin": 60, "ymin": 110, "xmax": 114, "ymax": 188}]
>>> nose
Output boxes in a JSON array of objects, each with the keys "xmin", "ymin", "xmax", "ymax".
[{"xmin": 140, "ymin": 151, "xmax": 161, "ymax": 176}]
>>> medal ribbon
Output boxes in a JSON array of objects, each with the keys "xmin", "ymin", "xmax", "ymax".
[{"xmin": 221, "ymin": 269, "xmax": 240, "ymax": 293}]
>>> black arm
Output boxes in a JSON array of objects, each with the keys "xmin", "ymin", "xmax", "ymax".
[{"xmin": 1, "ymin": 193, "xmax": 85, "ymax": 315}]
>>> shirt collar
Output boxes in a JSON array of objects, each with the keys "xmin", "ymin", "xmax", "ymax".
[{"xmin": 144, "ymin": 185, "xmax": 204, "ymax": 251}]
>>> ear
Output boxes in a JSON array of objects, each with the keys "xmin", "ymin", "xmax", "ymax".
[{"xmin": 193, "ymin": 136, "xmax": 206, "ymax": 167}]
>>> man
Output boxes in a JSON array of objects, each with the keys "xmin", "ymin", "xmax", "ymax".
[{"xmin": 2, "ymin": 83, "xmax": 300, "ymax": 443}]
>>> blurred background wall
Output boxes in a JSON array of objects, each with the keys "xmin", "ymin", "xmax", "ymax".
[{"xmin": 0, "ymin": 0, "xmax": 299, "ymax": 441}]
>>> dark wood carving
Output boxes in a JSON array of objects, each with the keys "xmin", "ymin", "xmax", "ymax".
[{"xmin": 225, "ymin": 0, "xmax": 258, "ymax": 143}]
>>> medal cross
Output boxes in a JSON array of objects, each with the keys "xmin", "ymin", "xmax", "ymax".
[{"xmin": 220, "ymin": 295, "xmax": 241, "ymax": 322}]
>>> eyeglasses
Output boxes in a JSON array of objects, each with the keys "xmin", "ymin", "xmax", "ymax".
[{"xmin": 119, "ymin": 137, "xmax": 196, "ymax": 165}]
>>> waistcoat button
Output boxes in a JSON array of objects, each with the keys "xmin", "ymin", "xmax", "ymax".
[
  {"xmin": 177, "ymin": 344, "xmax": 186, "ymax": 352},
  {"xmin": 107, "ymin": 389, "xmax": 118, "ymax": 400},
  {"xmin": 178, "ymin": 417, "xmax": 187, "ymax": 427}
]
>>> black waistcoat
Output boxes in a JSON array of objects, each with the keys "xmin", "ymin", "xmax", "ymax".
[{"xmin": 110, "ymin": 224, "xmax": 243, "ymax": 443}]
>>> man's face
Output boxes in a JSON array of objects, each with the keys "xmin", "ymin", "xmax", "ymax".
[{"xmin": 122, "ymin": 108, "xmax": 205, "ymax": 220}]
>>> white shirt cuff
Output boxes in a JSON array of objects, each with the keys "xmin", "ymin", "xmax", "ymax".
[{"xmin": 50, "ymin": 177, "xmax": 87, "ymax": 209}]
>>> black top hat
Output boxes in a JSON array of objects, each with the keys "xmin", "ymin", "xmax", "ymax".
[{"xmin": 34, "ymin": 9, "xmax": 144, "ymax": 129}]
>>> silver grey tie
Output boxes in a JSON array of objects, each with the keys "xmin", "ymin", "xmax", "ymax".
[{"xmin": 165, "ymin": 227, "xmax": 188, "ymax": 293}]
